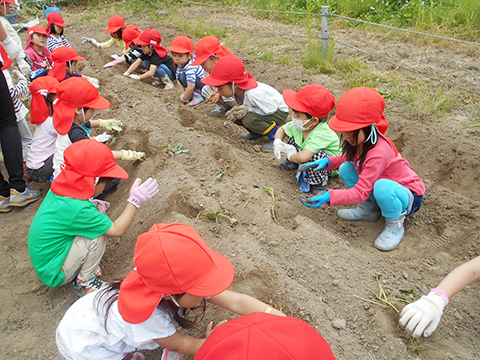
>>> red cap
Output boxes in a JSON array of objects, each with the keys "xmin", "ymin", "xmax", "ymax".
[
  {"xmin": 53, "ymin": 77, "xmax": 110, "ymax": 135},
  {"xmin": 118, "ymin": 223, "xmax": 235, "ymax": 324},
  {"xmin": 46, "ymin": 12, "xmax": 67, "ymax": 35},
  {"xmin": 48, "ymin": 46, "xmax": 86, "ymax": 81},
  {"xmin": 167, "ymin": 35, "xmax": 194, "ymax": 54},
  {"xmin": 105, "ymin": 15, "xmax": 125, "ymax": 34},
  {"xmin": 283, "ymin": 84, "xmax": 336, "ymax": 119},
  {"xmin": 51, "ymin": 139, "xmax": 129, "ymax": 200},
  {"xmin": 122, "ymin": 24, "xmax": 142, "ymax": 50},
  {"xmin": 2, "ymin": 0, "xmax": 18, "ymax": 7},
  {"xmin": 134, "ymin": 29, "xmax": 167, "ymax": 58},
  {"xmin": 202, "ymin": 55, "xmax": 257, "ymax": 90},
  {"xmin": 26, "ymin": 25, "xmax": 48, "ymax": 48},
  {"xmin": 191, "ymin": 35, "xmax": 233, "ymax": 66},
  {"xmin": 0, "ymin": 45, "xmax": 12, "ymax": 70},
  {"xmin": 29, "ymin": 76, "xmax": 58, "ymax": 124},
  {"xmin": 195, "ymin": 313, "xmax": 336, "ymax": 360},
  {"xmin": 329, "ymin": 87, "xmax": 398, "ymax": 155}
]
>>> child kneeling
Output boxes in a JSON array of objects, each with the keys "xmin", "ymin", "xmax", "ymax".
[
  {"xmin": 274, "ymin": 84, "xmax": 341, "ymax": 195},
  {"xmin": 28, "ymin": 139, "xmax": 159, "ymax": 296}
]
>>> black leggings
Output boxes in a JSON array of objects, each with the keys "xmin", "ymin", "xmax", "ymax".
[{"xmin": 0, "ymin": 70, "xmax": 25, "ymax": 197}]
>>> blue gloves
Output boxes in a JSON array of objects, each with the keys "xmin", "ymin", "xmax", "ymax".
[
  {"xmin": 300, "ymin": 191, "xmax": 330, "ymax": 208},
  {"xmin": 298, "ymin": 157, "xmax": 330, "ymax": 172}
]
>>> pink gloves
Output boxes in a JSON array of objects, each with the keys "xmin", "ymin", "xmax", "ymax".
[
  {"xmin": 127, "ymin": 178, "xmax": 159, "ymax": 208},
  {"xmin": 103, "ymin": 60, "xmax": 117, "ymax": 68},
  {"xmin": 90, "ymin": 199, "xmax": 110, "ymax": 214}
]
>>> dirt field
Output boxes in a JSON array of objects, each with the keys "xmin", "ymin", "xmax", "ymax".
[{"xmin": 1, "ymin": 4, "xmax": 479, "ymax": 359}]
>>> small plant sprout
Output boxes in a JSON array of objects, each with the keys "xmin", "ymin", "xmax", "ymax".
[
  {"xmin": 375, "ymin": 276, "xmax": 400, "ymax": 313},
  {"xmin": 263, "ymin": 186, "xmax": 278, "ymax": 224},
  {"xmin": 159, "ymin": 143, "xmax": 189, "ymax": 155},
  {"xmin": 198, "ymin": 210, "xmax": 238, "ymax": 236},
  {"xmin": 216, "ymin": 162, "xmax": 229, "ymax": 181}
]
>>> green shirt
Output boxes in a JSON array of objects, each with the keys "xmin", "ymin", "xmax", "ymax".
[
  {"xmin": 28, "ymin": 191, "xmax": 112, "ymax": 287},
  {"xmin": 283, "ymin": 121, "xmax": 342, "ymax": 156}
]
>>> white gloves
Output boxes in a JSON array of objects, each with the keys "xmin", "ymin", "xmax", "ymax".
[
  {"xmin": 98, "ymin": 119, "xmax": 124, "ymax": 132},
  {"xmin": 84, "ymin": 76, "xmax": 100, "ymax": 88},
  {"xmin": 123, "ymin": 71, "xmax": 130, "ymax": 76},
  {"xmin": 95, "ymin": 132, "xmax": 112, "ymax": 143},
  {"xmin": 121, "ymin": 150, "xmax": 146, "ymax": 161},
  {"xmin": 17, "ymin": 58, "xmax": 32, "ymax": 76},
  {"xmin": 13, "ymin": 69, "xmax": 27, "ymax": 82},
  {"xmin": 0, "ymin": 35, "xmax": 21, "ymax": 60},
  {"xmin": 81, "ymin": 37, "xmax": 100, "ymax": 48},
  {"xmin": 226, "ymin": 105, "xmax": 248, "ymax": 121},
  {"xmin": 399, "ymin": 290, "xmax": 449, "ymax": 338},
  {"xmin": 111, "ymin": 54, "xmax": 122, "ymax": 60},
  {"xmin": 273, "ymin": 139, "xmax": 297, "ymax": 160},
  {"xmin": 129, "ymin": 74, "xmax": 141, "ymax": 80}
]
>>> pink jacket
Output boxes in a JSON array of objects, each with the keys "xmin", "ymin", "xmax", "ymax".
[
  {"xmin": 327, "ymin": 136, "xmax": 426, "ymax": 206},
  {"xmin": 25, "ymin": 45, "xmax": 53, "ymax": 71}
]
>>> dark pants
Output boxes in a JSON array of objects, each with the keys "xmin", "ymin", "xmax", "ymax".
[
  {"xmin": 0, "ymin": 71, "xmax": 25, "ymax": 197},
  {"xmin": 27, "ymin": 155, "xmax": 54, "ymax": 183},
  {"xmin": 236, "ymin": 109, "xmax": 288, "ymax": 134}
]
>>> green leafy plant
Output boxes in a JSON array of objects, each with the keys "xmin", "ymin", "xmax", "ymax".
[
  {"xmin": 263, "ymin": 186, "xmax": 278, "ymax": 223},
  {"xmin": 216, "ymin": 162, "xmax": 229, "ymax": 181},
  {"xmin": 160, "ymin": 143, "xmax": 189, "ymax": 155},
  {"xmin": 198, "ymin": 210, "xmax": 238, "ymax": 236}
]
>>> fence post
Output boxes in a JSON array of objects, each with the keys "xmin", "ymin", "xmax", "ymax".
[{"xmin": 321, "ymin": 5, "xmax": 329, "ymax": 56}]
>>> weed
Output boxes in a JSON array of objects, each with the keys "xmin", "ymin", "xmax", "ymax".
[
  {"xmin": 407, "ymin": 336, "xmax": 426, "ymax": 354},
  {"xmin": 216, "ymin": 162, "xmax": 230, "ymax": 181},
  {"xmin": 198, "ymin": 210, "xmax": 238, "ymax": 236},
  {"xmin": 263, "ymin": 186, "xmax": 278, "ymax": 223}
]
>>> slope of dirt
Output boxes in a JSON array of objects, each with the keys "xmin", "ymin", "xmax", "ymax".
[{"xmin": 1, "ymin": 5, "xmax": 479, "ymax": 360}]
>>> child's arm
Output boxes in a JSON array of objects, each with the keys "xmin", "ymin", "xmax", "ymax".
[
  {"xmin": 154, "ymin": 331, "xmax": 205, "ymax": 356},
  {"xmin": 105, "ymin": 178, "xmax": 158, "ymax": 237},
  {"xmin": 7, "ymin": 70, "xmax": 29, "ymax": 101},
  {"xmin": 182, "ymin": 82, "xmax": 196, "ymax": 102},
  {"xmin": 124, "ymin": 58, "xmax": 142, "ymax": 75},
  {"xmin": 290, "ymin": 149, "xmax": 315, "ymax": 164},
  {"xmin": 176, "ymin": 80, "xmax": 185, "ymax": 94},
  {"xmin": 208, "ymin": 289, "xmax": 285, "ymax": 317},
  {"xmin": 139, "ymin": 63, "xmax": 157, "ymax": 79},
  {"xmin": 399, "ymin": 255, "xmax": 480, "ymax": 338}
]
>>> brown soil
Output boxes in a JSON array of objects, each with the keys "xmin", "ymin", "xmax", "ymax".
[{"xmin": 1, "ymin": 4, "xmax": 479, "ymax": 360}]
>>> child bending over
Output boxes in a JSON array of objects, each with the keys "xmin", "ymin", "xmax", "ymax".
[
  {"xmin": 28, "ymin": 139, "xmax": 158, "ymax": 296},
  {"xmin": 48, "ymin": 46, "xmax": 99, "ymax": 87},
  {"xmin": 81, "ymin": 15, "xmax": 129, "ymax": 56},
  {"xmin": 123, "ymin": 29, "xmax": 176, "ymax": 90},
  {"xmin": 167, "ymin": 35, "xmax": 206, "ymax": 107},
  {"xmin": 202, "ymin": 55, "xmax": 288, "ymax": 151},
  {"xmin": 300, "ymin": 87, "xmax": 425, "ymax": 251},
  {"xmin": 56, "ymin": 223, "xmax": 284, "ymax": 359},
  {"xmin": 103, "ymin": 24, "xmax": 143, "ymax": 69},
  {"xmin": 274, "ymin": 84, "xmax": 341, "ymax": 195}
]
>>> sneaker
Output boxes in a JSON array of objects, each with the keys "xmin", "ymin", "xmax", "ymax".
[
  {"xmin": 161, "ymin": 349, "xmax": 183, "ymax": 360},
  {"xmin": 187, "ymin": 94, "xmax": 205, "ymax": 107},
  {"xmin": 0, "ymin": 195, "xmax": 12, "ymax": 213},
  {"xmin": 9, "ymin": 186, "xmax": 41, "ymax": 207},
  {"xmin": 261, "ymin": 140, "xmax": 275, "ymax": 152},
  {"xmin": 73, "ymin": 276, "xmax": 105, "ymax": 297},
  {"xmin": 210, "ymin": 104, "xmax": 229, "ymax": 117},
  {"xmin": 161, "ymin": 75, "xmax": 175, "ymax": 90}
]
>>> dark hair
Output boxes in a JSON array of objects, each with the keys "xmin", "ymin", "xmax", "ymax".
[
  {"xmin": 111, "ymin": 28, "xmax": 124, "ymax": 39},
  {"xmin": 44, "ymin": 93, "xmax": 56, "ymax": 115},
  {"xmin": 340, "ymin": 125, "xmax": 376, "ymax": 172},
  {"xmin": 94, "ymin": 280, "xmax": 205, "ymax": 333},
  {"xmin": 50, "ymin": 23, "xmax": 64, "ymax": 36}
]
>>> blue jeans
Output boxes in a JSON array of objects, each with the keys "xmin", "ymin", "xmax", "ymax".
[
  {"xmin": 339, "ymin": 161, "xmax": 423, "ymax": 218},
  {"xmin": 143, "ymin": 61, "xmax": 173, "ymax": 80}
]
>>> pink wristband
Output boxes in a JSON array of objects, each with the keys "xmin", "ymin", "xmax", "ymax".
[{"xmin": 430, "ymin": 288, "xmax": 450, "ymax": 305}]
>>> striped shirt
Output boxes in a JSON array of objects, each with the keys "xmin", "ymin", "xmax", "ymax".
[
  {"xmin": 176, "ymin": 58, "xmax": 204, "ymax": 89},
  {"xmin": 2, "ymin": 69, "xmax": 29, "ymax": 122},
  {"xmin": 47, "ymin": 35, "xmax": 71, "ymax": 52}
]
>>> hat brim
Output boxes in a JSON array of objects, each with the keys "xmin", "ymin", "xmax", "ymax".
[
  {"xmin": 98, "ymin": 163, "xmax": 129, "ymax": 179},
  {"xmin": 328, "ymin": 114, "xmax": 365, "ymax": 132},
  {"xmin": 191, "ymin": 54, "xmax": 211, "ymax": 66},
  {"xmin": 202, "ymin": 75, "xmax": 229, "ymax": 87},
  {"xmin": 167, "ymin": 45, "xmax": 190, "ymax": 54},
  {"xmin": 105, "ymin": 26, "xmax": 123, "ymax": 34},
  {"xmin": 282, "ymin": 89, "xmax": 309, "ymax": 114},
  {"xmin": 53, "ymin": 21, "xmax": 67, "ymax": 27},
  {"xmin": 3, "ymin": 0, "xmax": 18, "ymax": 7},
  {"xmin": 83, "ymin": 95, "xmax": 110, "ymax": 110},
  {"xmin": 186, "ymin": 249, "xmax": 235, "ymax": 297},
  {"xmin": 118, "ymin": 269, "xmax": 165, "ymax": 324}
]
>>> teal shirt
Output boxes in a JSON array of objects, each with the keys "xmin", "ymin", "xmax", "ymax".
[
  {"xmin": 283, "ymin": 121, "xmax": 342, "ymax": 156},
  {"xmin": 28, "ymin": 191, "xmax": 112, "ymax": 287}
]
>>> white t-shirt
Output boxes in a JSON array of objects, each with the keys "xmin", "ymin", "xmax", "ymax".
[
  {"xmin": 242, "ymin": 82, "xmax": 288, "ymax": 116},
  {"xmin": 26, "ymin": 116, "xmax": 58, "ymax": 170},
  {"xmin": 56, "ymin": 291, "xmax": 179, "ymax": 360}
]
